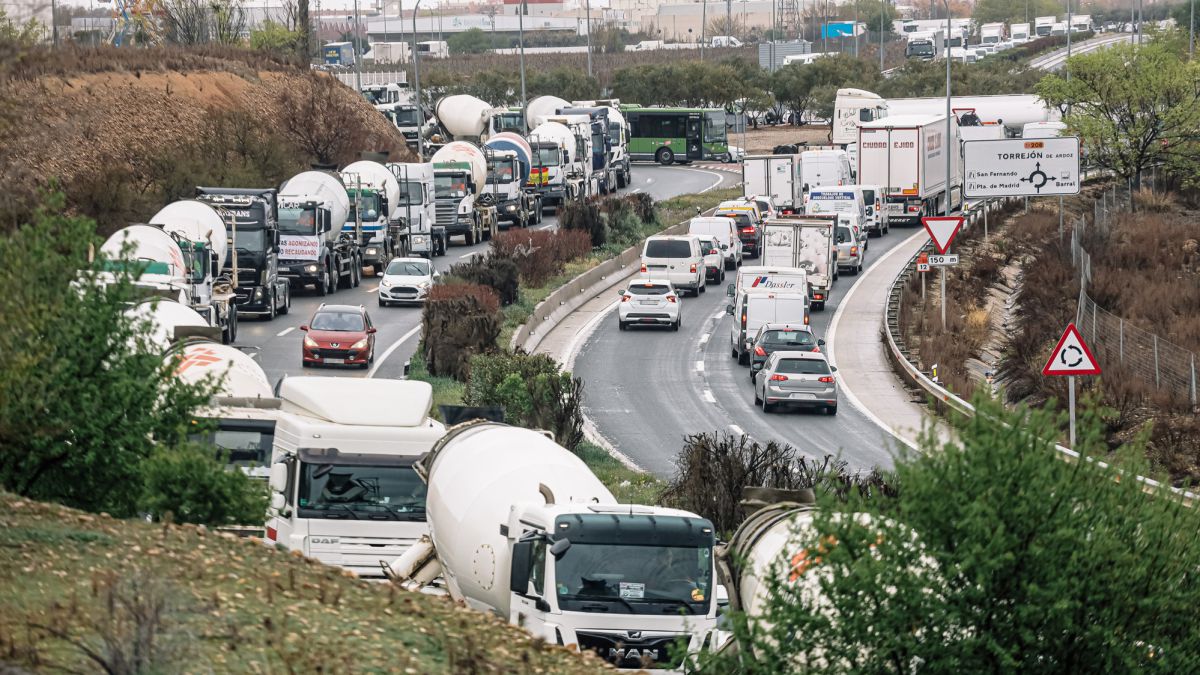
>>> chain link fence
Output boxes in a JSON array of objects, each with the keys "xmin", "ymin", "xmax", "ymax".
[{"xmin": 1068, "ymin": 181, "xmax": 1199, "ymax": 408}]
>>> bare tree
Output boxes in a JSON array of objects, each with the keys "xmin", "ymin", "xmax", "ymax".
[
  {"xmin": 279, "ymin": 0, "xmax": 299, "ymax": 31},
  {"xmin": 160, "ymin": 0, "xmax": 211, "ymax": 45},
  {"xmin": 210, "ymin": 0, "xmax": 246, "ymax": 45},
  {"xmin": 280, "ymin": 74, "xmax": 367, "ymax": 166},
  {"xmin": 296, "ymin": 0, "xmax": 311, "ymax": 59}
]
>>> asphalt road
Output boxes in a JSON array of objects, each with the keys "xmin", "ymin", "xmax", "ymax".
[
  {"xmin": 573, "ymin": 221, "xmax": 921, "ymax": 479},
  {"xmin": 1029, "ymin": 33, "xmax": 1131, "ymax": 71},
  {"xmin": 238, "ymin": 164, "xmax": 730, "ymax": 386}
]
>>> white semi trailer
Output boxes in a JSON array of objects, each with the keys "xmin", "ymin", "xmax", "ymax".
[
  {"xmin": 856, "ymin": 113, "xmax": 962, "ymax": 225},
  {"xmin": 277, "ymin": 170, "xmax": 357, "ymax": 294},
  {"xmin": 389, "ymin": 421, "xmax": 719, "ymax": 669},
  {"xmin": 266, "ymin": 377, "xmax": 447, "ymax": 577}
]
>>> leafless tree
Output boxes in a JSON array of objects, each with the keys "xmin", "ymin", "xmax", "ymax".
[
  {"xmin": 297, "ymin": 0, "xmax": 312, "ymax": 59},
  {"xmin": 210, "ymin": 0, "xmax": 246, "ymax": 45},
  {"xmin": 279, "ymin": 0, "xmax": 299, "ymax": 31},
  {"xmin": 160, "ymin": 0, "xmax": 211, "ymax": 45},
  {"xmin": 280, "ymin": 74, "xmax": 367, "ymax": 166}
]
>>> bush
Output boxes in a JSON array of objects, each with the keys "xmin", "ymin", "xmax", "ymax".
[
  {"xmin": 421, "ymin": 283, "xmax": 501, "ymax": 380},
  {"xmin": 491, "ymin": 229, "xmax": 591, "ymax": 287},
  {"xmin": 465, "ymin": 351, "xmax": 585, "ymax": 451},
  {"xmin": 624, "ymin": 191, "xmax": 656, "ymax": 224},
  {"xmin": 447, "ymin": 254, "xmax": 520, "ymax": 306},
  {"xmin": 139, "ymin": 444, "xmax": 267, "ymax": 525},
  {"xmin": 558, "ymin": 199, "xmax": 607, "ymax": 247},
  {"xmin": 660, "ymin": 432, "xmax": 898, "ymax": 536}
]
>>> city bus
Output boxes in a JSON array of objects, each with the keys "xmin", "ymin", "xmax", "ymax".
[{"xmin": 621, "ymin": 106, "xmax": 730, "ymax": 165}]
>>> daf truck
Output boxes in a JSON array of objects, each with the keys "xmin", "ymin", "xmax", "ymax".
[
  {"xmin": 195, "ymin": 187, "xmax": 289, "ymax": 319},
  {"xmin": 266, "ymin": 377, "xmax": 448, "ymax": 578},
  {"xmin": 277, "ymin": 170, "xmax": 359, "ymax": 295},
  {"xmin": 856, "ymin": 114, "xmax": 962, "ymax": 225},
  {"xmin": 1035, "ymin": 15, "xmax": 1056, "ymax": 36},
  {"xmin": 388, "ymin": 421, "xmax": 719, "ymax": 669}
]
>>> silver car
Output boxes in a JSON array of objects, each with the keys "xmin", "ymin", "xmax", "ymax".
[
  {"xmin": 753, "ymin": 351, "xmax": 839, "ymax": 415},
  {"xmin": 835, "ymin": 224, "xmax": 865, "ymax": 275}
]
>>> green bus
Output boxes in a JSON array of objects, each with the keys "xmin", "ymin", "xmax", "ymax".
[{"xmin": 621, "ymin": 106, "xmax": 729, "ymax": 165}]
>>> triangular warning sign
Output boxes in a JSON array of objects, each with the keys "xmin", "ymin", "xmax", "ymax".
[
  {"xmin": 1042, "ymin": 323, "xmax": 1102, "ymax": 376},
  {"xmin": 921, "ymin": 216, "xmax": 964, "ymax": 254}
]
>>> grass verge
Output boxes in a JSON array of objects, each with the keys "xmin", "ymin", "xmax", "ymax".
[{"xmin": 0, "ymin": 492, "xmax": 607, "ymax": 674}]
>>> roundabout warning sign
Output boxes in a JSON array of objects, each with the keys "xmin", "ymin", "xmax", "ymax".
[{"xmin": 963, "ymin": 137, "xmax": 1081, "ymax": 198}]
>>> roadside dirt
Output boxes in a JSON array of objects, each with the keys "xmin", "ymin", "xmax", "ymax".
[{"xmin": 736, "ymin": 125, "xmax": 832, "ymax": 154}]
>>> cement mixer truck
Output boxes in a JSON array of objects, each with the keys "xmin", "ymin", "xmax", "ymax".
[
  {"xmin": 342, "ymin": 160, "xmax": 402, "ymax": 275},
  {"xmin": 526, "ymin": 94, "xmax": 571, "ymax": 129},
  {"xmin": 101, "ymin": 221, "xmax": 240, "ymax": 343},
  {"xmin": 527, "ymin": 121, "xmax": 586, "ymax": 210},
  {"xmin": 387, "ymin": 421, "xmax": 719, "ymax": 669},
  {"xmin": 430, "ymin": 141, "xmax": 498, "ymax": 246},
  {"xmin": 277, "ymin": 170, "xmax": 359, "ymax": 296},
  {"xmin": 484, "ymin": 132, "xmax": 543, "ymax": 228},
  {"xmin": 572, "ymin": 99, "xmax": 632, "ymax": 190},
  {"xmin": 265, "ymin": 377, "xmax": 447, "ymax": 577}
]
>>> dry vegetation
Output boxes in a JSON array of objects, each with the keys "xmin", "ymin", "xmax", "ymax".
[
  {"xmin": 0, "ymin": 492, "xmax": 609, "ymax": 673},
  {"xmin": 0, "ymin": 42, "xmax": 412, "ymax": 232}
]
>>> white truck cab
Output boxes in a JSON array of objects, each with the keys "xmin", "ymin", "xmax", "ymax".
[{"xmin": 266, "ymin": 377, "xmax": 447, "ymax": 578}]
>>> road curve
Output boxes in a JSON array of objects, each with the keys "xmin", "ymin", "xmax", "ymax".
[
  {"xmin": 1030, "ymin": 33, "xmax": 1130, "ymax": 71},
  {"xmin": 238, "ymin": 164, "xmax": 732, "ymax": 387}
]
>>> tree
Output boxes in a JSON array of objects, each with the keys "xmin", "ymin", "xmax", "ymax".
[
  {"xmin": 210, "ymin": 0, "xmax": 246, "ymax": 45},
  {"xmin": 1037, "ymin": 40, "xmax": 1200, "ymax": 188},
  {"xmin": 528, "ymin": 67, "xmax": 600, "ymax": 102},
  {"xmin": 0, "ymin": 194, "xmax": 264, "ymax": 523},
  {"xmin": 250, "ymin": 19, "xmax": 297, "ymax": 52},
  {"xmin": 0, "ymin": 7, "xmax": 45, "ymax": 45},
  {"xmin": 853, "ymin": 0, "xmax": 898, "ymax": 36},
  {"xmin": 770, "ymin": 55, "xmax": 881, "ymax": 124},
  {"xmin": 160, "ymin": 0, "xmax": 211, "ymax": 45},
  {"xmin": 280, "ymin": 73, "xmax": 368, "ymax": 166},
  {"xmin": 448, "ymin": 27, "xmax": 496, "ymax": 54},
  {"xmin": 703, "ymin": 394, "xmax": 1200, "ymax": 672},
  {"xmin": 1171, "ymin": 3, "xmax": 1197, "ymax": 38}
]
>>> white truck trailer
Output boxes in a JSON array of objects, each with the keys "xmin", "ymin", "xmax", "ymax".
[
  {"xmin": 389, "ymin": 421, "xmax": 718, "ymax": 669},
  {"xmin": 742, "ymin": 154, "xmax": 803, "ymax": 212},
  {"xmin": 265, "ymin": 377, "xmax": 447, "ymax": 577},
  {"xmin": 856, "ymin": 114, "xmax": 962, "ymax": 226},
  {"xmin": 760, "ymin": 215, "xmax": 838, "ymax": 310}
]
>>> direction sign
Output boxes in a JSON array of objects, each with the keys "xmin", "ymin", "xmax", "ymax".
[
  {"xmin": 921, "ymin": 216, "xmax": 964, "ymax": 254},
  {"xmin": 1042, "ymin": 323, "xmax": 1101, "ymax": 376},
  {"xmin": 963, "ymin": 137, "xmax": 1081, "ymax": 198},
  {"xmin": 928, "ymin": 254, "xmax": 959, "ymax": 266}
]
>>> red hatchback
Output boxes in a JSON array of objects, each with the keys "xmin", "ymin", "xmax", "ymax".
[{"xmin": 300, "ymin": 304, "xmax": 377, "ymax": 368}]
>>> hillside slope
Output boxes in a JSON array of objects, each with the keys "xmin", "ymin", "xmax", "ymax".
[{"xmin": 0, "ymin": 492, "xmax": 610, "ymax": 673}]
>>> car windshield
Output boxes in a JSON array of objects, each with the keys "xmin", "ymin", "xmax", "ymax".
[
  {"xmin": 310, "ymin": 311, "xmax": 365, "ymax": 331},
  {"xmin": 297, "ymin": 463, "xmax": 426, "ymax": 521},
  {"xmin": 228, "ymin": 228, "xmax": 267, "ymax": 252},
  {"xmin": 435, "ymin": 174, "xmax": 468, "ymax": 198},
  {"xmin": 720, "ymin": 212, "xmax": 753, "ymax": 228},
  {"xmin": 278, "ymin": 206, "xmax": 318, "ymax": 236},
  {"xmin": 762, "ymin": 330, "xmax": 815, "ymax": 347},
  {"xmin": 645, "ymin": 240, "xmax": 693, "ymax": 258},
  {"xmin": 533, "ymin": 146, "xmax": 562, "ymax": 167},
  {"xmin": 555, "ymin": 544, "xmax": 713, "ymax": 616},
  {"xmin": 627, "ymin": 284, "xmax": 671, "ymax": 295},
  {"xmin": 386, "ymin": 260, "xmax": 430, "ymax": 276},
  {"xmin": 910, "ymin": 43, "xmax": 935, "ymax": 56},
  {"xmin": 697, "ymin": 238, "xmax": 718, "ymax": 253},
  {"xmin": 776, "ymin": 358, "xmax": 831, "ymax": 375}
]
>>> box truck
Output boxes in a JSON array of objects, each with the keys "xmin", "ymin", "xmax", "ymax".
[
  {"xmin": 1035, "ymin": 16, "xmax": 1057, "ymax": 36},
  {"xmin": 856, "ymin": 113, "xmax": 962, "ymax": 225},
  {"xmin": 742, "ymin": 154, "xmax": 802, "ymax": 211},
  {"xmin": 760, "ymin": 215, "xmax": 837, "ymax": 310}
]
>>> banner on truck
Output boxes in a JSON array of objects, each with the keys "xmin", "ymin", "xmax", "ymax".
[{"xmin": 279, "ymin": 235, "xmax": 321, "ymax": 261}]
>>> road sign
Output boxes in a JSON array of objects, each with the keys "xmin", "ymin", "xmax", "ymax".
[
  {"xmin": 917, "ymin": 262, "xmax": 930, "ymax": 272},
  {"xmin": 1042, "ymin": 323, "xmax": 1101, "ymax": 376},
  {"xmin": 928, "ymin": 254, "xmax": 959, "ymax": 266},
  {"xmin": 921, "ymin": 216, "xmax": 964, "ymax": 254},
  {"xmin": 963, "ymin": 137, "xmax": 1081, "ymax": 198}
]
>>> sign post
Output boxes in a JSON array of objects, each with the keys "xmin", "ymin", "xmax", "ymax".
[
  {"xmin": 1042, "ymin": 323, "xmax": 1102, "ymax": 447},
  {"xmin": 922, "ymin": 216, "xmax": 964, "ymax": 332},
  {"xmin": 917, "ymin": 252, "xmax": 929, "ymax": 299}
]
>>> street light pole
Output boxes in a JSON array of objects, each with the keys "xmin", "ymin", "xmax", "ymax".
[
  {"xmin": 880, "ymin": 0, "xmax": 885, "ymax": 71},
  {"xmin": 1191, "ymin": 0, "xmax": 1195, "ymax": 58},
  {"xmin": 943, "ymin": 0, "xmax": 951, "ymax": 331},
  {"xmin": 353, "ymin": 0, "xmax": 363, "ymax": 92},
  {"xmin": 585, "ymin": 0, "xmax": 593, "ymax": 76},
  {"xmin": 413, "ymin": 0, "xmax": 424, "ymax": 160},
  {"xmin": 519, "ymin": 0, "xmax": 528, "ymax": 132},
  {"xmin": 702, "ymin": 0, "xmax": 708, "ymax": 58},
  {"xmin": 1066, "ymin": 0, "xmax": 1072, "ymax": 72}
]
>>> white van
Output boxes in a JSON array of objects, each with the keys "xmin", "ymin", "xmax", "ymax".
[
  {"xmin": 858, "ymin": 184, "xmax": 888, "ymax": 235},
  {"xmin": 800, "ymin": 149, "xmax": 853, "ymax": 198},
  {"xmin": 728, "ymin": 290, "xmax": 810, "ymax": 365},
  {"xmin": 688, "ymin": 216, "xmax": 743, "ymax": 269},
  {"xmin": 805, "ymin": 187, "xmax": 868, "ymax": 241},
  {"xmin": 640, "ymin": 235, "xmax": 706, "ymax": 296}
]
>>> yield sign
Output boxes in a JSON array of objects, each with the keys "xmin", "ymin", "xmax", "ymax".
[
  {"xmin": 1042, "ymin": 323, "xmax": 1102, "ymax": 376},
  {"xmin": 921, "ymin": 216, "xmax": 964, "ymax": 254}
]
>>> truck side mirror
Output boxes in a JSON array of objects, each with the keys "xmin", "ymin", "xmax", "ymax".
[
  {"xmin": 818, "ymin": 338, "xmax": 826, "ymax": 346},
  {"xmin": 509, "ymin": 541, "xmax": 533, "ymax": 593},
  {"xmin": 269, "ymin": 462, "xmax": 288, "ymax": 493},
  {"xmin": 726, "ymin": 304, "xmax": 734, "ymax": 315},
  {"xmin": 270, "ymin": 492, "xmax": 286, "ymax": 513},
  {"xmin": 272, "ymin": 230, "xmax": 280, "ymax": 249},
  {"xmin": 726, "ymin": 284, "xmax": 735, "ymax": 297},
  {"xmin": 211, "ymin": 257, "xmax": 220, "ymax": 278}
]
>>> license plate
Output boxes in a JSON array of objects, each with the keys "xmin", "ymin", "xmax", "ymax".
[
  {"xmin": 325, "ymin": 358, "xmax": 345, "ymax": 364},
  {"xmin": 639, "ymin": 300, "xmax": 658, "ymax": 305},
  {"xmin": 640, "ymin": 318, "xmax": 656, "ymax": 323},
  {"xmin": 790, "ymin": 392, "xmax": 815, "ymax": 399}
]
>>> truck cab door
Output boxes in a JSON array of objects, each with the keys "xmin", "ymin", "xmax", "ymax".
[{"xmin": 509, "ymin": 536, "xmax": 553, "ymax": 642}]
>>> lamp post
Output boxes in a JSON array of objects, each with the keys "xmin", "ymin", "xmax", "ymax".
[
  {"xmin": 880, "ymin": 0, "xmax": 886, "ymax": 71},
  {"xmin": 519, "ymin": 0, "xmax": 528, "ymax": 132},
  {"xmin": 585, "ymin": 0, "xmax": 593, "ymax": 76},
  {"xmin": 702, "ymin": 0, "xmax": 708, "ymax": 59},
  {"xmin": 942, "ymin": 0, "xmax": 951, "ymax": 331},
  {"xmin": 412, "ymin": 0, "xmax": 424, "ymax": 160},
  {"xmin": 1190, "ymin": 0, "xmax": 1195, "ymax": 58},
  {"xmin": 353, "ymin": 0, "xmax": 363, "ymax": 91}
]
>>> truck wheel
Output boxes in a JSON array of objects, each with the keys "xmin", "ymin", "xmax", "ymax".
[
  {"xmin": 224, "ymin": 306, "xmax": 238, "ymax": 344},
  {"xmin": 317, "ymin": 272, "xmax": 329, "ymax": 296},
  {"xmin": 656, "ymin": 148, "xmax": 674, "ymax": 166},
  {"xmin": 267, "ymin": 289, "xmax": 277, "ymax": 321},
  {"xmin": 617, "ymin": 171, "xmax": 627, "ymax": 189},
  {"xmin": 352, "ymin": 260, "xmax": 361, "ymax": 288},
  {"xmin": 279, "ymin": 286, "xmax": 290, "ymax": 315}
]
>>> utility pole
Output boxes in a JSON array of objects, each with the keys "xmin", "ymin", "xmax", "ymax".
[
  {"xmin": 727, "ymin": 0, "xmax": 732, "ymax": 39},
  {"xmin": 413, "ymin": 0, "xmax": 424, "ymax": 160},
  {"xmin": 1191, "ymin": 0, "xmax": 1195, "ymax": 58},
  {"xmin": 585, "ymin": 0, "xmax": 593, "ymax": 76},
  {"xmin": 353, "ymin": 0, "xmax": 362, "ymax": 92},
  {"xmin": 519, "ymin": 0, "xmax": 528, "ymax": 131},
  {"xmin": 943, "ymin": 0, "xmax": 951, "ymax": 331},
  {"xmin": 880, "ymin": 0, "xmax": 886, "ymax": 71},
  {"xmin": 702, "ymin": 0, "xmax": 708, "ymax": 59}
]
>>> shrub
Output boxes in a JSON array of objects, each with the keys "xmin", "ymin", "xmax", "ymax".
[
  {"xmin": 139, "ymin": 444, "xmax": 267, "ymax": 526},
  {"xmin": 624, "ymin": 191, "xmax": 656, "ymax": 224},
  {"xmin": 465, "ymin": 350, "xmax": 585, "ymax": 451},
  {"xmin": 447, "ymin": 254, "xmax": 520, "ymax": 306},
  {"xmin": 600, "ymin": 196, "xmax": 644, "ymax": 248},
  {"xmin": 421, "ymin": 284, "xmax": 501, "ymax": 380},
  {"xmin": 558, "ymin": 198, "xmax": 607, "ymax": 247},
  {"xmin": 491, "ymin": 229, "xmax": 591, "ymax": 287}
]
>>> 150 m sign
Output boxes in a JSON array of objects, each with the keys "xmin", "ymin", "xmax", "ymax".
[{"xmin": 963, "ymin": 137, "xmax": 1081, "ymax": 198}]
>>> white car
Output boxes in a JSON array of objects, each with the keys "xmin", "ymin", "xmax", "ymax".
[
  {"xmin": 378, "ymin": 257, "xmax": 439, "ymax": 306},
  {"xmin": 618, "ymin": 279, "xmax": 681, "ymax": 331},
  {"xmin": 695, "ymin": 236, "xmax": 726, "ymax": 284}
]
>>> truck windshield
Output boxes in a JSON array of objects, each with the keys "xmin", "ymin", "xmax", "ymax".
[
  {"xmin": 278, "ymin": 207, "xmax": 319, "ymax": 236},
  {"xmin": 398, "ymin": 181, "xmax": 423, "ymax": 205},
  {"xmin": 532, "ymin": 146, "xmax": 561, "ymax": 167},
  {"xmin": 389, "ymin": 108, "xmax": 420, "ymax": 126},
  {"xmin": 555, "ymin": 544, "xmax": 713, "ymax": 616},
  {"xmin": 348, "ymin": 193, "xmax": 383, "ymax": 222},
  {"xmin": 493, "ymin": 112, "xmax": 524, "ymax": 134},
  {"xmin": 297, "ymin": 463, "xmax": 426, "ymax": 521},
  {"xmin": 434, "ymin": 174, "xmax": 468, "ymax": 198},
  {"xmin": 227, "ymin": 228, "xmax": 267, "ymax": 253},
  {"xmin": 192, "ymin": 422, "xmax": 274, "ymax": 478},
  {"xmin": 908, "ymin": 43, "xmax": 934, "ymax": 57},
  {"xmin": 487, "ymin": 159, "xmax": 517, "ymax": 185},
  {"xmin": 704, "ymin": 112, "xmax": 727, "ymax": 143}
]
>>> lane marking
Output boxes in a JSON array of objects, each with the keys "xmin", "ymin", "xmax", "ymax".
[
  {"xmin": 694, "ymin": 360, "xmax": 705, "ymax": 372},
  {"xmin": 703, "ymin": 390, "xmax": 716, "ymax": 403},
  {"xmin": 699, "ymin": 332, "xmax": 710, "ymax": 345},
  {"xmin": 458, "ymin": 251, "xmax": 479, "ymax": 259},
  {"xmin": 364, "ymin": 285, "xmax": 379, "ymax": 294},
  {"xmin": 276, "ymin": 327, "xmax": 294, "ymax": 337},
  {"xmin": 729, "ymin": 424, "xmax": 745, "ymax": 436},
  {"xmin": 368, "ymin": 324, "xmax": 422, "ymax": 378}
]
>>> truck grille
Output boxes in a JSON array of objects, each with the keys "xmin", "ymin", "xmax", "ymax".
[
  {"xmin": 435, "ymin": 200, "xmax": 458, "ymax": 227},
  {"xmin": 575, "ymin": 631, "xmax": 681, "ymax": 668}
]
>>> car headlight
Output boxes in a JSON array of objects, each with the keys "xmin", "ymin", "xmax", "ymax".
[
  {"xmin": 380, "ymin": 279, "xmax": 392, "ymax": 288},
  {"xmin": 305, "ymin": 264, "xmax": 319, "ymax": 273},
  {"xmin": 304, "ymin": 336, "xmax": 318, "ymax": 348},
  {"xmin": 366, "ymin": 247, "xmax": 378, "ymax": 255},
  {"xmin": 417, "ymin": 280, "xmax": 431, "ymax": 289},
  {"xmin": 350, "ymin": 338, "xmax": 368, "ymax": 350}
]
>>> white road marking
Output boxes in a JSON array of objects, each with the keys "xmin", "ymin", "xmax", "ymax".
[
  {"xmin": 703, "ymin": 390, "xmax": 716, "ymax": 403},
  {"xmin": 364, "ymin": 285, "xmax": 378, "ymax": 294},
  {"xmin": 729, "ymin": 424, "xmax": 745, "ymax": 436},
  {"xmin": 276, "ymin": 327, "xmax": 294, "ymax": 337},
  {"xmin": 699, "ymin": 332, "xmax": 710, "ymax": 345},
  {"xmin": 368, "ymin": 324, "xmax": 422, "ymax": 378},
  {"xmin": 713, "ymin": 310, "xmax": 727, "ymax": 319},
  {"xmin": 694, "ymin": 360, "xmax": 705, "ymax": 372},
  {"xmin": 458, "ymin": 251, "xmax": 479, "ymax": 259},
  {"xmin": 630, "ymin": 188, "xmax": 642, "ymax": 194},
  {"xmin": 250, "ymin": 352, "xmax": 259, "ymax": 359}
]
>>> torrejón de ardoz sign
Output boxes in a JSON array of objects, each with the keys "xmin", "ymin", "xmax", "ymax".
[{"xmin": 963, "ymin": 137, "xmax": 1081, "ymax": 198}]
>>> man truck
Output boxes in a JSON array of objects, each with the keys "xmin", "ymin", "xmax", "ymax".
[{"xmin": 195, "ymin": 187, "xmax": 290, "ymax": 319}]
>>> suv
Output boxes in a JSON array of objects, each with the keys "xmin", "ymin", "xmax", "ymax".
[
  {"xmin": 618, "ymin": 279, "xmax": 681, "ymax": 331},
  {"xmin": 640, "ymin": 236, "xmax": 705, "ymax": 296},
  {"xmin": 300, "ymin": 304, "xmax": 377, "ymax": 368},
  {"xmin": 753, "ymin": 351, "xmax": 839, "ymax": 415},
  {"xmin": 748, "ymin": 323, "xmax": 825, "ymax": 381}
]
